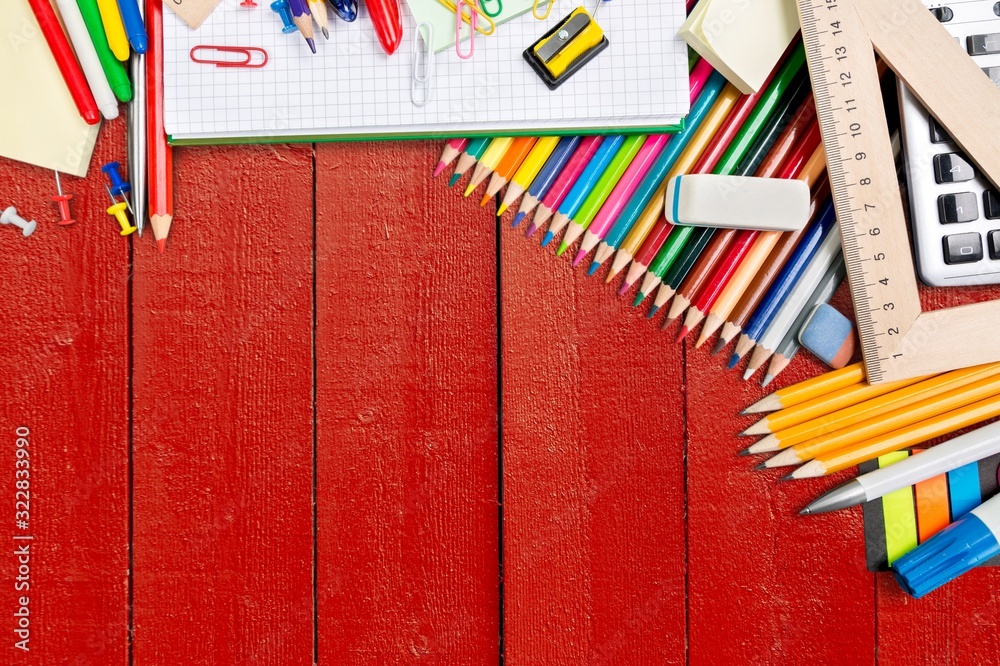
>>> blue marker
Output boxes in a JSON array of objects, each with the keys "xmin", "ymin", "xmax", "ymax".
[
  {"xmin": 115, "ymin": 0, "xmax": 148, "ymax": 53},
  {"xmin": 893, "ymin": 491, "xmax": 1000, "ymax": 598},
  {"xmin": 588, "ymin": 71, "xmax": 727, "ymax": 275},
  {"xmin": 540, "ymin": 135, "xmax": 624, "ymax": 247}
]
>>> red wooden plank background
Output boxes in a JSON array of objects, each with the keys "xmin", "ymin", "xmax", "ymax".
[
  {"xmin": 131, "ymin": 144, "xmax": 315, "ymax": 663},
  {"xmin": 5, "ymin": 138, "xmax": 1000, "ymax": 664},
  {"xmin": 0, "ymin": 126, "xmax": 130, "ymax": 664},
  {"xmin": 501, "ymin": 222, "xmax": 687, "ymax": 664},
  {"xmin": 315, "ymin": 142, "xmax": 500, "ymax": 663}
]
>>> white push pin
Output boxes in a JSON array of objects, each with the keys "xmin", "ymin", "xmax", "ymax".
[{"xmin": 1, "ymin": 206, "xmax": 37, "ymax": 237}]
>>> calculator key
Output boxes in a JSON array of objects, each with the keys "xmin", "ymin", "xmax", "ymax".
[
  {"xmin": 986, "ymin": 189, "xmax": 1000, "ymax": 220},
  {"xmin": 934, "ymin": 153, "xmax": 976, "ymax": 183},
  {"xmin": 930, "ymin": 6, "xmax": 953, "ymax": 21},
  {"xmin": 990, "ymin": 230, "xmax": 1000, "ymax": 260},
  {"xmin": 944, "ymin": 233, "xmax": 984, "ymax": 265},
  {"xmin": 939, "ymin": 192, "xmax": 979, "ymax": 224},
  {"xmin": 995, "ymin": 1, "xmax": 1000, "ymax": 16},
  {"xmin": 984, "ymin": 67, "xmax": 1000, "ymax": 88},
  {"xmin": 968, "ymin": 33, "xmax": 1000, "ymax": 55},
  {"xmin": 929, "ymin": 117, "xmax": 951, "ymax": 143}
]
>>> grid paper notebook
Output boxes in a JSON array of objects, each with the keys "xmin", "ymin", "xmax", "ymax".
[{"xmin": 163, "ymin": 0, "xmax": 690, "ymax": 143}]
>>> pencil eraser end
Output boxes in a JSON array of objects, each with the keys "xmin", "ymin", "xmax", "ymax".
[
  {"xmin": 664, "ymin": 174, "xmax": 810, "ymax": 231},
  {"xmin": 893, "ymin": 512, "xmax": 1000, "ymax": 598},
  {"xmin": 798, "ymin": 303, "xmax": 857, "ymax": 369}
]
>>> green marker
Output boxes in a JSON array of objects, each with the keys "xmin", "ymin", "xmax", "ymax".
[
  {"xmin": 77, "ymin": 0, "xmax": 133, "ymax": 103},
  {"xmin": 557, "ymin": 134, "xmax": 647, "ymax": 256}
]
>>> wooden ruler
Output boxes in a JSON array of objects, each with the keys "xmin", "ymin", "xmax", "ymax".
[{"xmin": 797, "ymin": 0, "xmax": 1000, "ymax": 383}]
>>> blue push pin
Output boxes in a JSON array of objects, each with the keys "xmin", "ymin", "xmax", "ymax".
[
  {"xmin": 271, "ymin": 0, "xmax": 298, "ymax": 33},
  {"xmin": 102, "ymin": 161, "xmax": 134, "ymax": 214}
]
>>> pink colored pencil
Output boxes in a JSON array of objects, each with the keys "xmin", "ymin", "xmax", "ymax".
[
  {"xmin": 526, "ymin": 135, "xmax": 603, "ymax": 237},
  {"xmin": 434, "ymin": 138, "xmax": 470, "ymax": 177},
  {"xmin": 572, "ymin": 134, "xmax": 669, "ymax": 266}
]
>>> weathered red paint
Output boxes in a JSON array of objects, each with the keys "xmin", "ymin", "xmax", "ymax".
[
  {"xmin": 501, "ymin": 226, "xmax": 687, "ymax": 664},
  {"xmin": 315, "ymin": 142, "xmax": 500, "ymax": 663},
  {"xmin": 131, "ymin": 144, "xmax": 315, "ymax": 663},
  {"xmin": 0, "ymin": 124, "xmax": 130, "ymax": 663}
]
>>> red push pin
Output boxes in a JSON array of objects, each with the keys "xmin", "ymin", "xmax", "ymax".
[
  {"xmin": 52, "ymin": 171, "xmax": 76, "ymax": 226},
  {"xmin": 240, "ymin": 0, "xmax": 257, "ymax": 7}
]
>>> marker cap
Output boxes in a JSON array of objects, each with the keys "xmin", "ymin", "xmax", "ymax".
[{"xmin": 892, "ymin": 513, "xmax": 1000, "ymax": 598}]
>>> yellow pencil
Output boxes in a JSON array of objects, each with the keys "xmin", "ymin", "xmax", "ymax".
[
  {"xmin": 747, "ymin": 362, "xmax": 1000, "ymax": 453},
  {"xmin": 787, "ymin": 392, "xmax": 1000, "ymax": 478},
  {"xmin": 603, "ymin": 83, "xmax": 741, "ymax": 283},
  {"xmin": 763, "ymin": 372, "xmax": 1000, "ymax": 468},
  {"xmin": 96, "ymin": 0, "xmax": 130, "ymax": 61},
  {"xmin": 497, "ymin": 137, "xmax": 560, "ymax": 215},
  {"xmin": 742, "ymin": 362, "xmax": 867, "ymax": 414},
  {"xmin": 464, "ymin": 137, "xmax": 513, "ymax": 197},
  {"xmin": 740, "ymin": 373, "xmax": 928, "ymax": 436}
]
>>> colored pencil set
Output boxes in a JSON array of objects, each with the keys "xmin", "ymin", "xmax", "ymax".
[{"xmin": 433, "ymin": 42, "xmax": 847, "ymax": 388}]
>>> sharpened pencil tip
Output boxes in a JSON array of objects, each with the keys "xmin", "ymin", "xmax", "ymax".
[
  {"xmin": 742, "ymin": 367, "xmax": 755, "ymax": 381},
  {"xmin": 479, "ymin": 193, "xmax": 491, "ymax": 207},
  {"xmin": 617, "ymin": 281, "xmax": 631, "ymax": 296},
  {"xmin": 737, "ymin": 447, "xmax": 753, "ymax": 457},
  {"xmin": 761, "ymin": 374, "xmax": 775, "ymax": 388},
  {"xmin": 512, "ymin": 212, "xmax": 525, "ymax": 228},
  {"xmin": 753, "ymin": 462, "xmax": 767, "ymax": 471},
  {"xmin": 463, "ymin": 183, "xmax": 475, "ymax": 197},
  {"xmin": 587, "ymin": 261, "xmax": 600, "ymax": 276},
  {"xmin": 306, "ymin": 38, "xmax": 316, "ymax": 53},
  {"xmin": 572, "ymin": 249, "xmax": 586, "ymax": 267},
  {"xmin": 632, "ymin": 292, "xmax": 645, "ymax": 308},
  {"xmin": 541, "ymin": 231, "xmax": 554, "ymax": 247},
  {"xmin": 322, "ymin": 27, "xmax": 329, "ymax": 39},
  {"xmin": 646, "ymin": 304, "xmax": 659, "ymax": 319},
  {"xmin": 712, "ymin": 339, "xmax": 726, "ymax": 356},
  {"xmin": 433, "ymin": 161, "xmax": 446, "ymax": 178},
  {"xmin": 727, "ymin": 354, "xmax": 739, "ymax": 370},
  {"xmin": 779, "ymin": 473, "xmax": 794, "ymax": 482},
  {"xmin": 156, "ymin": 238, "xmax": 166, "ymax": 254},
  {"xmin": 556, "ymin": 241, "xmax": 568, "ymax": 257},
  {"xmin": 676, "ymin": 326, "xmax": 690, "ymax": 343},
  {"xmin": 448, "ymin": 173, "xmax": 461, "ymax": 187},
  {"xmin": 659, "ymin": 316, "xmax": 677, "ymax": 332},
  {"xmin": 497, "ymin": 203, "xmax": 508, "ymax": 216},
  {"xmin": 526, "ymin": 223, "xmax": 539, "ymax": 237}
]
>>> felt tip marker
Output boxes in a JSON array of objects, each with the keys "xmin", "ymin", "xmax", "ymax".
[
  {"xmin": 801, "ymin": 420, "xmax": 1000, "ymax": 515},
  {"xmin": 892, "ymin": 491, "xmax": 1000, "ymax": 598}
]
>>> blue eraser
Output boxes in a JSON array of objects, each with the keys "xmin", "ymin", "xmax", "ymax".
[{"xmin": 798, "ymin": 303, "xmax": 857, "ymax": 369}]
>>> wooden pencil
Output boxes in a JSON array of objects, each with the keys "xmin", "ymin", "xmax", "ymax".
[
  {"xmin": 434, "ymin": 138, "xmax": 469, "ymax": 178},
  {"xmin": 147, "ymin": 0, "xmax": 172, "ymax": 253},
  {"xmin": 743, "ymin": 362, "xmax": 867, "ymax": 414},
  {"xmin": 479, "ymin": 137, "xmax": 536, "ymax": 205},
  {"xmin": 496, "ymin": 136, "xmax": 560, "ymax": 214},
  {"xmin": 786, "ymin": 391, "xmax": 1000, "ymax": 478},
  {"xmin": 450, "ymin": 137, "xmax": 491, "ymax": 186},
  {"xmin": 464, "ymin": 137, "xmax": 514, "ymax": 196}
]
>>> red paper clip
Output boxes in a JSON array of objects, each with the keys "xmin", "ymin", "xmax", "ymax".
[{"xmin": 190, "ymin": 45, "xmax": 269, "ymax": 68}]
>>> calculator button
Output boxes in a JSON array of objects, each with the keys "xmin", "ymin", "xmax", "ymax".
[
  {"xmin": 944, "ymin": 233, "xmax": 984, "ymax": 264},
  {"xmin": 930, "ymin": 6, "xmax": 953, "ymax": 21},
  {"xmin": 934, "ymin": 153, "xmax": 976, "ymax": 183},
  {"xmin": 986, "ymin": 189, "xmax": 1000, "ymax": 219},
  {"xmin": 995, "ymin": 1, "xmax": 1000, "ymax": 16},
  {"xmin": 938, "ymin": 192, "xmax": 979, "ymax": 224},
  {"xmin": 930, "ymin": 117, "xmax": 951, "ymax": 143},
  {"xmin": 984, "ymin": 67, "xmax": 1000, "ymax": 88},
  {"xmin": 990, "ymin": 230, "xmax": 1000, "ymax": 260},
  {"xmin": 968, "ymin": 34, "xmax": 1000, "ymax": 55}
]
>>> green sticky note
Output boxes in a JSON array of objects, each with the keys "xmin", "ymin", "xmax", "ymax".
[
  {"xmin": 405, "ymin": 0, "xmax": 542, "ymax": 52},
  {"xmin": 880, "ymin": 451, "xmax": 919, "ymax": 566}
]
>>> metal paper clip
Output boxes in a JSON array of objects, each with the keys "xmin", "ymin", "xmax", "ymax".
[
  {"xmin": 411, "ymin": 22, "xmax": 433, "ymax": 106},
  {"xmin": 438, "ymin": 0, "xmax": 495, "ymax": 36},
  {"xmin": 532, "ymin": 0, "xmax": 555, "ymax": 20},
  {"xmin": 480, "ymin": 0, "xmax": 501, "ymax": 17},
  {"xmin": 456, "ymin": 0, "xmax": 477, "ymax": 59},
  {"xmin": 190, "ymin": 45, "xmax": 269, "ymax": 68}
]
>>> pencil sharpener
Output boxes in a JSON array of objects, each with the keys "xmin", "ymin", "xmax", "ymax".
[{"xmin": 524, "ymin": 6, "xmax": 609, "ymax": 90}]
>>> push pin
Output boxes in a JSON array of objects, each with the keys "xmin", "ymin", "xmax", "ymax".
[
  {"xmin": 52, "ymin": 171, "xmax": 76, "ymax": 226},
  {"xmin": 102, "ymin": 161, "xmax": 134, "ymax": 214},
  {"xmin": 105, "ymin": 186, "xmax": 137, "ymax": 236},
  {"xmin": 240, "ymin": 0, "xmax": 257, "ymax": 7},
  {"xmin": 271, "ymin": 0, "xmax": 297, "ymax": 33},
  {"xmin": 1, "ymin": 206, "xmax": 38, "ymax": 237}
]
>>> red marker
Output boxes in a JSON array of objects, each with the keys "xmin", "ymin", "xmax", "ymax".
[
  {"xmin": 26, "ymin": 0, "xmax": 100, "ymax": 125},
  {"xmin": 367, "ymin": 0, "xmax": 402, "ymax": 54}
]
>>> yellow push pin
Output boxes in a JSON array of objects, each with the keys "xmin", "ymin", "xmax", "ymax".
[{"xmin": 106, "ymin": 185, "xmax": 137, "ymax": 236}]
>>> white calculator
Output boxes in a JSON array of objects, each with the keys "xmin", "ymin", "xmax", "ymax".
[{"xmin": 898, "ymin": 0, "xmax": 1000, "ymax": 286}]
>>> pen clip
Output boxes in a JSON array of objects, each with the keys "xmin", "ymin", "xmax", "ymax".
[
  {"xmin": 411, "ymin": 22, "xmax": 434, "ymax": 107},
  {"xmin": 189, "ymin": 45, "xmax": 269, "ymax": 68}
]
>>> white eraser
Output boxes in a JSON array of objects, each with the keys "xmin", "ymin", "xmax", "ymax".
[{"xmin": 664, "ymin": 174, "xmax": 811, "ymax": 231}]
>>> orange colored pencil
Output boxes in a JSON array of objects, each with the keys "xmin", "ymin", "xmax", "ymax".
[{"xmin": 480, "ymin": 137, "xmax": 537, "ymax": 206}]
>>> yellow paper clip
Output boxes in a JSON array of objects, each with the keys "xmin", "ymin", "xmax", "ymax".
[
  {"xmin": 532, "ymin": 0, "xmax": 555, "ymax": 20},
  {"xmin": 438, "ymin": 0, "xmax": 496, "ymax": 36}
]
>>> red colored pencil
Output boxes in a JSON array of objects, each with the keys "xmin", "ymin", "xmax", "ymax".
[
  {"xmin": 147, "ymin": 0, "xmax": 172, "ymax": 253},
  {"xmin": 27, "ymin": 0, "xmax": 100, "ymax": 125}
]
